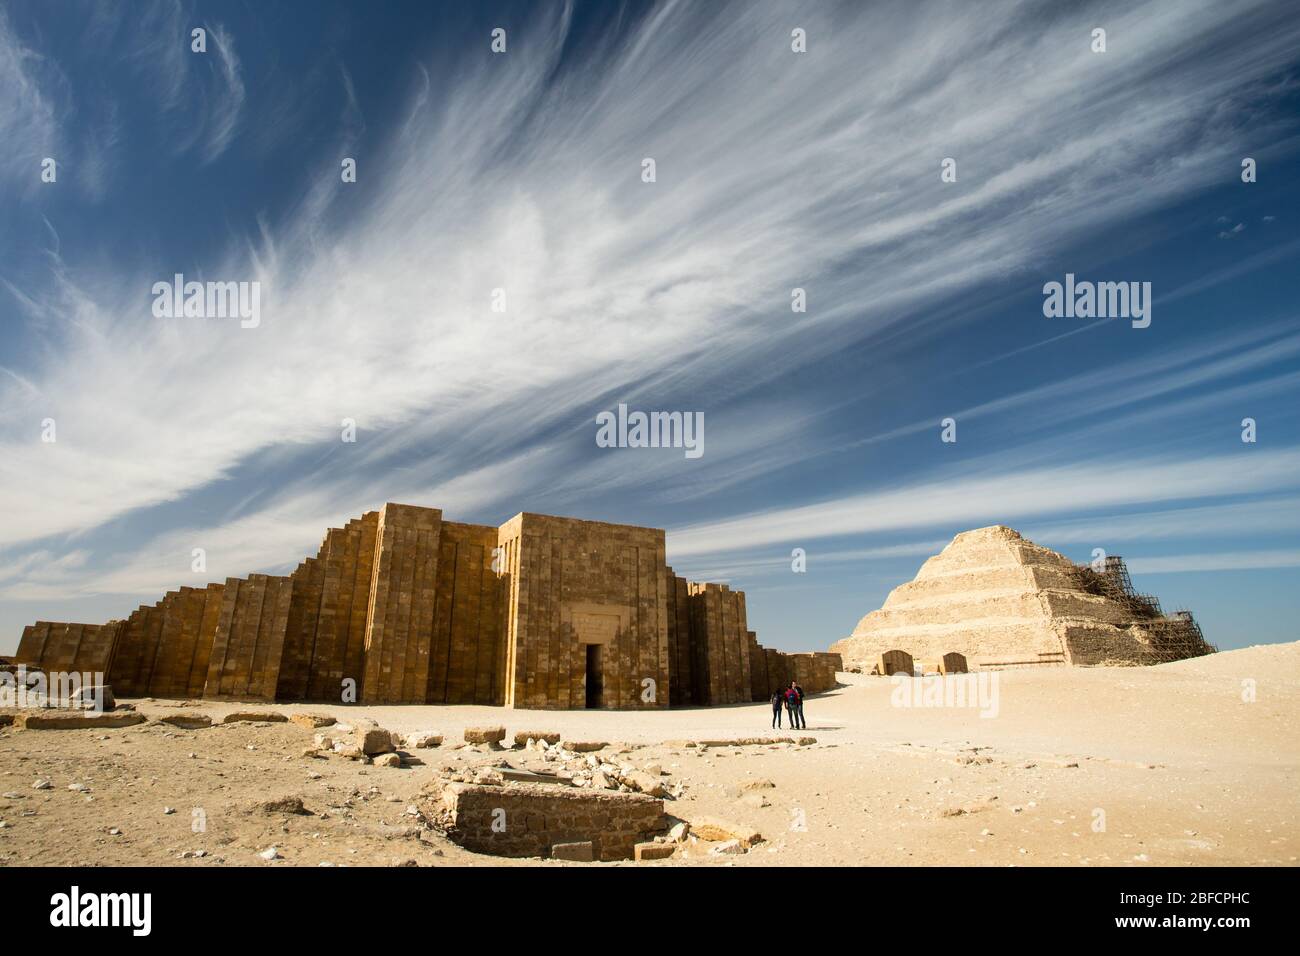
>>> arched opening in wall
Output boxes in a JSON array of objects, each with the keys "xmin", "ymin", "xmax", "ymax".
[{"xmin": 585, "ymin": 644, "xmax": 604, "ymax": 709}]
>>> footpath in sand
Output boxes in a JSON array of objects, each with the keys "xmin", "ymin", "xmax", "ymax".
[{"xmin": 1, "ymin": 643, "xmax": 1295, "ymax": 866}]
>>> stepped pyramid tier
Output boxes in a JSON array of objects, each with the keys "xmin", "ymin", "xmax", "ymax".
[
  {"xmin": 15, "ymin": 503, "xmax": 840, "ymax": 709},
  {"xmin": 829, "ymin": 526, "xmax": 1215, "ymax": 672}
]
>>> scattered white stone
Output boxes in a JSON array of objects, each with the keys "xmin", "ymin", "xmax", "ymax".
[
  {"xmin": 163, "ymin": 807, "xmax": 175, "ymax": 815},
  {"xmin": 260, "ymin": 847, "xmax": 280, "ymax": 861},
  {"xmin": 33, "ymin": 780, "xmax": 51, "ymax": 791}
]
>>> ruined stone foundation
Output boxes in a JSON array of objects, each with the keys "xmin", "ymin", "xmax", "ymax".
[
  {"xmin": 830, "ymin": 526, "xmax": 1214, "ymax": 672},
  {"xmin": 17, "ymin": 503, "xmax": 840, "ymax": 709}
]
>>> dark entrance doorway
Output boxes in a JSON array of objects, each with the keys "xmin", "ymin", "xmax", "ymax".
[{"xmin": 585, "ymin": 643, "xmax": 604, "ymax": 709}]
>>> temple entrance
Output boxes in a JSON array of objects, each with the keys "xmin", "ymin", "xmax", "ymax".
[{"xmin": 585, "ymin": 643, "xmax": 604, "ymax": 709}]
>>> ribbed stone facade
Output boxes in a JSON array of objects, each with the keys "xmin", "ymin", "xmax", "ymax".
[{"xmin": 16, "ymin": 503, "xmax": 840, "ymax": 709}]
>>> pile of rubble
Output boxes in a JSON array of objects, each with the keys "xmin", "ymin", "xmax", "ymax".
[
  {"xmin": 302, "ymin": 719, "xmax": 441, "ymax": 769},
  {"xmin": 521, "ymin": 736, "xmax": 681, "ymax": 799}
]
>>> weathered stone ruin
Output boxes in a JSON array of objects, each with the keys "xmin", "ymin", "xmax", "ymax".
[
  {"xmin": 16, "ymin": 504, "xmax": 840, "ymax": 709},
  {"xmin": 830, "ymin": 525, "xmax": 1215, "ymax": 672},
  {"xmin": 432, "ymin": 782, "xmax": 668, "ymax": 860}
]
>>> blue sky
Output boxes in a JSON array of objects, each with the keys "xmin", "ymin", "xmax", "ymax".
[{"xmin": 1, "ymin": 0, "xmax": 1298, "ymax": 655}]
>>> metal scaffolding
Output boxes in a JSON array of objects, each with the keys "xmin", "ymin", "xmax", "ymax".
[{"xmin": 1070, "ymin": 556, "xmax": 1217, "ymax": 663}]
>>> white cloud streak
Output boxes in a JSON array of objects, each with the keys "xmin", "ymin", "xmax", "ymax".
[
  {"xmin": 666, "ymin": 448, "xmax": 1300, "ymax": 559},
  {"xmin": 0, "ymin": 7, "xmax": 59, "ymax": 192},
  {"xmin": 2, "ymin": 0, "xmax": 1299, "ymax": 615}
]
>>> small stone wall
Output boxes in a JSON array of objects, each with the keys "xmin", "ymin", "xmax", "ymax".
[{"xmin": 432, "ymin": 782, "xmax": 666, "ymax": 860}]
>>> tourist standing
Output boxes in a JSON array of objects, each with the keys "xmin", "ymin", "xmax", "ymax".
[
  {"xmin": 791, "ymin": 681, "xmax": 807, "ymax": 729},
  {"xmin": 770, "ymin": 690, "xmax": 784, "ymax": 728}
]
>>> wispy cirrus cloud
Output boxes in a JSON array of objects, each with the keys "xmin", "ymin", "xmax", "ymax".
[
  {"xmin": 666, "ymin": 446, "xmax": 1300, "ymax": 559},
  {"xmin": 1, "ymin": 0, "xmax": 1299, "ymax": 635},
  {"xmin": 198, "ymin": 22, "xmax": 244, "ymax": 164},
  {"xmin": 0, "ymin": 7, "xmax": 59, "ymax": 193}
]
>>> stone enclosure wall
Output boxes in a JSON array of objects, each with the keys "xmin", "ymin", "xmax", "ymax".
[
  {"xmin": 434, "ymin": 782, "xmax": 666, "ymax": 860},
  {"xmin": 16, "ymin": 621, "xmax": 124, "ymax": 678},
  {"xmin": 16, "ymin": 503, "xmax": 841, "ymax": 709},
  {"xmin": 501, "ymin": 514, "xmax": 669, "ymax": 711}
]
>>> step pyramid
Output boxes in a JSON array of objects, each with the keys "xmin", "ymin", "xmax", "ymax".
[{"xmin": 829, "ymin": 526, "xmax": 1214, "ymax": 671}]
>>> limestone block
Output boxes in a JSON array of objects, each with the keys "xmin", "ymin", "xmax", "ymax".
[
  {"xmin": 635, "ymin": 842, "xmax": 675, "ymax": 861},
  {"xmin": 222, "ymin": 711, "xmax": 288, "ymax": 724},
  {"xmin": 686, "ymin": 815, "xmax": 762, "ymax": 848},
  {"xmin": 13, "ymin": 712, "xmax": 147, "ymax": 730},
  {"xmin": 289, "ymin": 713, "xmax": 336, "ymax": 729},
  {"xmin": 464, "ymin": 726, "xmax": 506, "ymax": 744},
  {"xmin": 356, "ymin": 725, "xmax": 396, "ymax": 755},
  {"xmin": 157, "ymin": 714, "xmax": 213, "ymax": 729}
]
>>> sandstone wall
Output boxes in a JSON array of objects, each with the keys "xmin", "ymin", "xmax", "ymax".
[
  {"xmin": 665, "ymin": 571, "xmax": 694, "ymax": 706},
  {"xmin": 360, "ymin": 504, "xmax": 444, "ymax": 703},
  {"xmin": 16, "ymin": 621, "xmax": 123, "ymax": 676},
  {"xmin": 147, "ymin": 584, "xmax": 227, "ymax": 698},
  {"xmin": 102, "ymin": 599, "xmax": 165, "ymax": 696},
  {"xmin": 101, "ymin": 582, "xmax": 227, "ymax": 697},
  {"xmin": 435, "ymin": 782, "xmax": 665, "ymax": 860},
  {"xmin": 747, "ymin": 630, "xmax": 768, "ymax": 701},
  {"xmin": 660, "ymin": 585, "xmax": 840, "ymax": 705},
  {"xmin": 274, "ymin": 513, "xmax": 383, "ymax": 702},
  {"xmin": 428, "ymin": 521, "xmax": 505, "ymax": 705},
  {"xmin": 764, "ymin": 647, "xmax": 790, "ymax": 698},
  {"xmin": 276, "ymin": 554, "xmax": 324, "ymax": 700},
  {"xmin": 203, "ymin": 574, "xmax": 294, "ymax": 701},
  {"xmin": 744, "ymin": 633, "xmax": 839, "ymax": 699},
  {"xmin": 499, "ymin": 514, "xmax": 669, "ymax": 710},
  {"xmin": 684, "ymin": 582, "xmax": 751, "ymax": 705},
  {"xmin": 1060, "ymin": 622, "xmax": 1157, "ymax": 666},
  {"xmin": 14, "ymin": 502, "xmax": 820, "ymax": 710}
]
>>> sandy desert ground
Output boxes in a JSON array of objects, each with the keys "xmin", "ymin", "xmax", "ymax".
[{"xmin": 1, "ymin": 642, "xmax": 1296, "ymax": 867}]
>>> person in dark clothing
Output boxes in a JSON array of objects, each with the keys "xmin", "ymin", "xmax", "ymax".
[
  {"xmin": 770, "ymin": 690, "xmax": 784, "ymax": 728},
  {"xmin": 790, "ymin": 681, "xmax": 807, "ymax": 729},
  {"xmin": 784, "ymin": 684, "xmax": 801, "ymax": 730}
]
